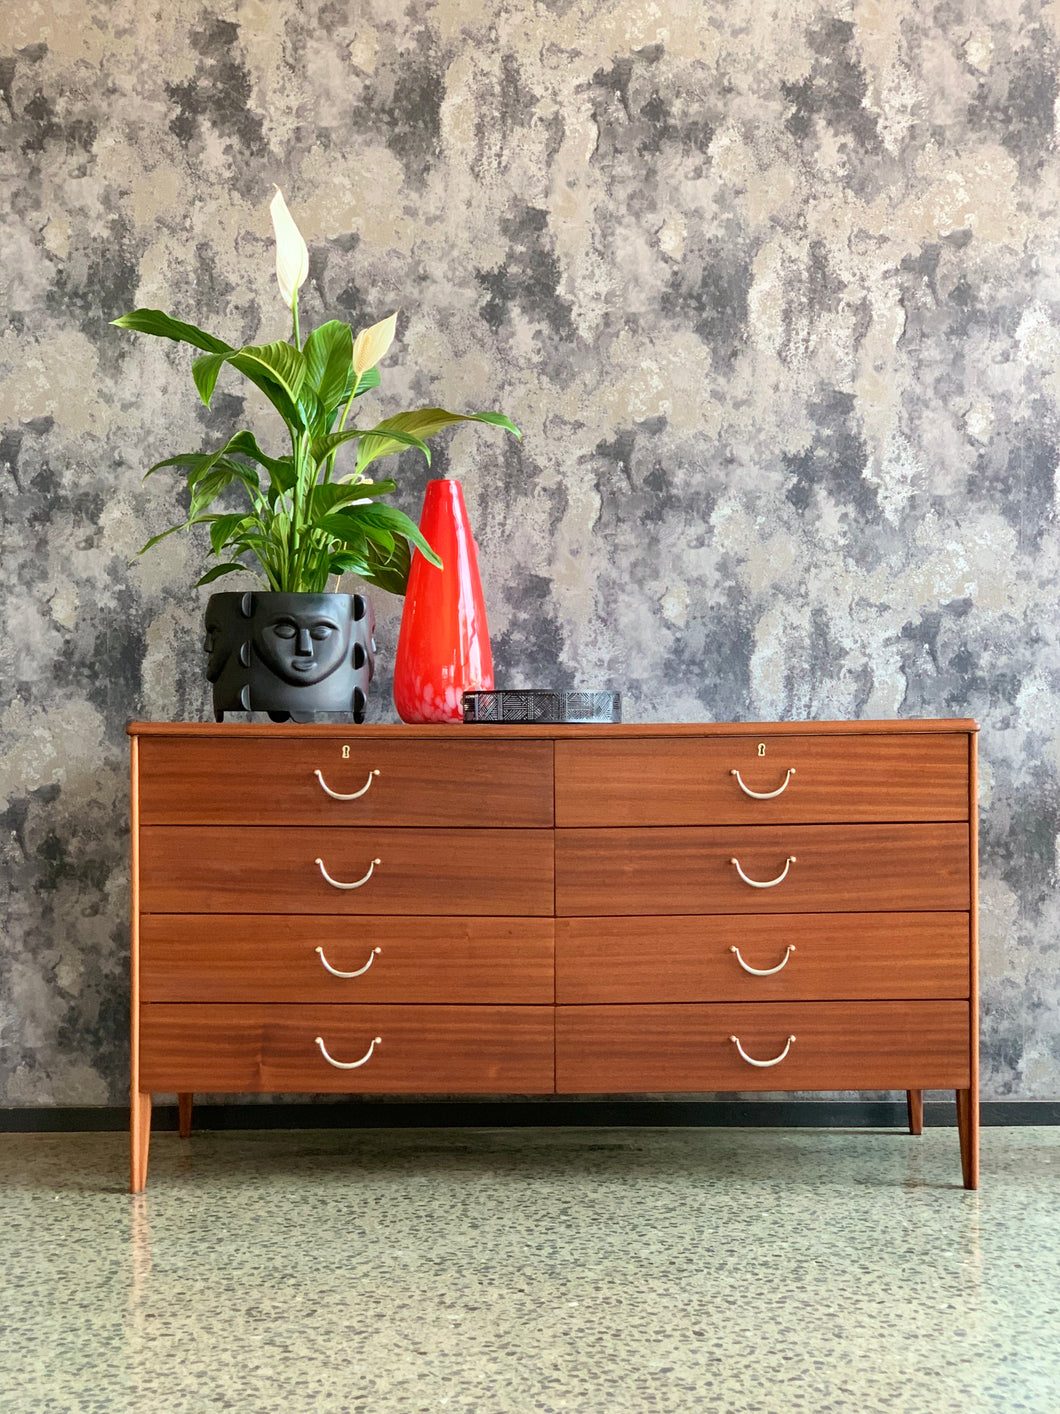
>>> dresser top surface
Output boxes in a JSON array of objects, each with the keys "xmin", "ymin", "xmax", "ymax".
[{"xmin": 128, "ymin": 718, "xmax": 979, "ymax": 740}]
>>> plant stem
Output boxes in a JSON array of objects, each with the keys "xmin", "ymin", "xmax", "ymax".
[
  {"xmin": 325, "ymin": 370, "xmax": 362, "ymax": 484},
  {"xmin": 292, "ymin": 292, "xmax": 301, "ymax": 351},
  {"xmin": 336, "ymin": 371, "xmax": 360, "ymax": 434}
]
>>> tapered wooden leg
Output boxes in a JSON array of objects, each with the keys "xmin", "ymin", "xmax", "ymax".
[
  {"xmin": 906, "ymin": 1089, "xmax": 924, "ymax": 1135},
  {"xmin": 956, "ymin": 1088, "xmax": 979, "ymax": 1190},
  {"xmin": 130, "ymin": 1091, "xmax": 152, "ymax": 1194},
  {"xmin": 178, "ymin": 1092, "xmax": 193, "ymax": 1139}
]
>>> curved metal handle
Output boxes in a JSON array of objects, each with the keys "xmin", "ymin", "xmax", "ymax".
[
  {"xmin": 315, "ymin": 1035, "xmax": 382, "ymax": 1069},
  {"xmin": 315, "ymin": 857, "xmax": 381, "ymax": 890},
  {"xmin": 730, "ymin": 855, "xmax": 796, "ymax": 888},
  {"xmin": 730, "ymin": 944, "xmax": 796, "ymax": 976},
  {"xmin": 730, "ymin": 767, "xmax": 795, "ymax": 799},
  {"xmin": 730, "ymin": 1034, "xmax": 796, "ymax": 1068},
  {"xmin": 314, "ymin": 768, "xmax": 380, "ymax": 801},
  {"xmin": 316, "ymin": 945, "xmax": 381, "ymax": 978}
]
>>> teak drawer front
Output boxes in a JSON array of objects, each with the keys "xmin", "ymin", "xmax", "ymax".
[
  {"xmin": 555, "ymin": 913, "xmax": 970, "ymax": 1003},
  {"xmin": 139, "ymin": 1004, "xmax": 554, "ymax": 1093},
  {"xmin": 556, "ymin": 1001, "xmax": 971, "ymax": 1092},
  {"xmin": 555, "ymin": 735, "xmax": 970, "ymax": 826},
  {"xmin": 137, "ymin": 738, "xmax": 553, "ymax": 827},
  {"xmin": 140, "ymin": 916, "xmax": 555, "ymax": 1003},
  {"xmin": 139, "ymin": 828, "xmax": 554, "ymax": 915},
  {"xmin": 555, "ymin": 824, "xmax": 969, "ymax": 915}
]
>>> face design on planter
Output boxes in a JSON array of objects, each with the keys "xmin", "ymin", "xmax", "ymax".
[
  {"xmin": 203, "ymin": 600, "xmax": 236, "ymax": 684},
  {"xmin": 253, "ymin": 607, "xmax": 352, "ymax": 686}
]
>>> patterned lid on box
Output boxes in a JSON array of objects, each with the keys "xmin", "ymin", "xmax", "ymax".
[{"xmin": 462, "ymin": 690, "xmax": 621, "ymax": 724}]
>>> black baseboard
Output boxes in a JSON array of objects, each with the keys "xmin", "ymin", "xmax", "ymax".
[{"xmin": 2, "ymin": 1099, "xmax": 1058, "ymax": 1132}]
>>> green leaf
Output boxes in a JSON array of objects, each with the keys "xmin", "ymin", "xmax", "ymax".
[
  {"xmin": 468, "ymin": 411, "xmax": 522, "ymax": 437},
  {"xmin": 309, "ymin": 481, "xmax": 394, "ymax": 520},
  {"xmin": 195, "ymin": 562, "xmax": 250, "ymax": 586},
  {"xmin": 316, "ymin": 510, "xmax": 368, "ymax": 542},
  {"xmin": 304, "ymin": 321, "xmax": 353, "ymax": 414},
  {"xmin": 295, "ymin": 382, "xmax": 327, "ymax": 439},
  {"xmin": 328, "ymin": 366, "xmax": 381, "ymax": 431},
  {"xmin": 230, "ymin": 359, "xmax": 303, "ymax": 428},
  {"xmin": 208, "ymin": 513, "xmax": 255, "ymax": 556},
  {"xmin": 191, "ymin": 341, "xmax": 308, "ymax": 414},
  {"xmin": 349, "ymin": 366, "xmax": 381, "ymax": 398},
  {"xmin": 133, "ymin": 514, "xmax": 212, "ymax": 557},
  {"xmin": 338, "ymin": 479, "xmax": 397, "ymax": 499},
  {"xmin": 318, "ymin": 503, "xmax": 441, "ymax": 570},
  {"xmin": 143, "ymin": 439, "xmax": 266, "ymax": 534},
  {"xmin": 189, "ymin": 466, "xmax": 237, "ymax": 517},
  {"xmin": 356, "ymin": 502, "xmax": 442, "ymax": 567},
  {"xmin": 328, "ymin": 550, "xmax": 370, "ymax": 577},
  {"xmin": 143, "ymin": 451, "xmax": 221, "ymax": 483},
  {"xmin": 222, "ymin": 430, "xmax": 291, "ymax": 479},
  {"xmin": 189, "ymin": 456, "xmax": 256, "ymax": 496},
  {"xmin": 191, "ymin": 351, "xmax": 230, "ymax": 406},
  {"xmin": 354, "ymin": 407, "xmax": 518, "ymax": 474},
  {"xmin": 235, "ymin": 341, "xmax": 308, "ymax": 403},
  {"xmin": 358, "ymin": 533, "xmax": 413, "ymax": 595},
  {"xmin": 309, "ymin": 429, "xmax": 360, "ymax": 464},
  {"xmin": 310, "ymin": 427, "xmax": 430, "ymax": 467},
  {"xmin": 135, "ymin": 521, "xmax": 191, "ymax": 556},
  {"xmin": 112, "ymin": 309, "xmax": 232, "ymax": 355}
]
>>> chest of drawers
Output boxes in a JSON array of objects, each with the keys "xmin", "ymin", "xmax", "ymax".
[{"xmin": 128, "ymin": 720, "xmax": 979, "ymax": 1191}]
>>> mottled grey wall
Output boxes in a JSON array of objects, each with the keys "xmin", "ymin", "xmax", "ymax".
[{"xmin": 2, "ymin": 1, "xmax": 1058, "ymax": 1106}]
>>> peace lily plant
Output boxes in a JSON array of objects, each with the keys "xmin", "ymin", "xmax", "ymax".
[{"xmin": 114, "ymin": 190, "xmax": 520, "ymax": 594}]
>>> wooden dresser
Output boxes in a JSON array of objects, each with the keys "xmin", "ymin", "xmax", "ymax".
[{"xmin": 128, "ymin": 720, "xmax": 979, "ymax": 1191}]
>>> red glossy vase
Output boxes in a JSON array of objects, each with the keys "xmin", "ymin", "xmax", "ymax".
[{"xmin": 393, "ymin": 478, "xmax": 494, "ymax": 723}]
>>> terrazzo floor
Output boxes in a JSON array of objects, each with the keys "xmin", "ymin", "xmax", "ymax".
[{"xmin": 0, "ymin": 1124, "xmax": 1057, "ymax": 1413}]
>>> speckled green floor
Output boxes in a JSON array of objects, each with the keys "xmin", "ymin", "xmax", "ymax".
[{"xmin": 1, "ymin": 1126, "xmax": 1058, "ymax": 1413}]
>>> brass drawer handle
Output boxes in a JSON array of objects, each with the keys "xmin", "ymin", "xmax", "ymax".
[
  {"xmin": 730, "ymin": 855, "xmax": 796, "ymax": 888},
  {"xmin": 730, "ymin": 944, "xmax": 795, "ymax": 976},
  {"xmin": 316, "ymin": 945, "xmax": 381, "ymax": 978},
  {"xmin": 314, "ymin": 768, "xmax": 380, "ymax": 800},
  {"xmin": 730, "ymin": 767, "xmax": 795, "ymax": 799},
  {"xmin": 730, "ymin": 1034, "xmax": 796, "ymax": 1068},
  {"xmin": 315, "ymin": 1035, "xmax": 382, "ymax": 1069},
  {"xmin": 315, "ymin": 856, "xmax": 381, "ymax": 890}
]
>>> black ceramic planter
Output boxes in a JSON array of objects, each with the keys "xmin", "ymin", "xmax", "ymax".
[{"xmin": 204, "ymin": 591, "xmax": 376, "ymax": 722}]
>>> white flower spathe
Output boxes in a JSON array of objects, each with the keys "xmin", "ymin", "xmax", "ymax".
[
  {"xmin": 353, "ymin": 312, "xmax": 398, "ymax": 374},
  {"xmin": 269, "ymin": 188, "xmax": 309, "ymax": 310}
]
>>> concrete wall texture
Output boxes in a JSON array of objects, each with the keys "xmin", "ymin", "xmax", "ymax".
[{"xmin": 1, "ymin": 1, "xmax": 1058, "ymax": 1106}]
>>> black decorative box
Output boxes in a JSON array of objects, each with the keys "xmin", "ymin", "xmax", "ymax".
[{"xmin": 462, "ymin": 689, "xmax": 621, "ymax": 724}]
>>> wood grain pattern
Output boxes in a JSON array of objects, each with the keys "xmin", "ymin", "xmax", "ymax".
[
  {"xmin": 139, "ymin": 827, "xmax": 554, "ymax": 916},
  {"xmin": 555, "ymin": 913, "xmax": 970, "ymax": 1003},
  {"xmin": 138, "ymin": 737, "xmax": 554, "ymax": 827},
  {"xmin": 907, "ymin": 1089, "xmax": 924, "ymax": 1135},
  {"xmin": 130, "ymin": 1093, "xmax": 151, "ymax": 1195},
  {"xmin": 128, "ymin": 719, "xmax": 979, "ymax": 739},
  {"xmin": 140, "ymin": 916, "xmax": 555, "ymax": 1003},
  {"xmin": 555, "ymin": 824, "xmax": 969, "ymax": 915},
  {"xmin": 128, "ymin": 721, "xmax": 979, "ymax": 1191},
  {"xmin": 957, "ymin": 1088, "xmax": 978, "ymax": 1190},
  {"xmin": 139, "ymin": 1004, "xmax": 555, "ymax": 1093},
  {"xmin": 555, "ymin": 1001, "xmax": 972, "ymax": 1093},
  {"xmin": 964, "ymin": 732, "xmax": 980, "ymax": 1189},
  {"xmin": 129, "ymin": 734, "xmax": 150, "ymax": 1194},
  {"xmin": 555, "ymin": 734, "xmax": 969, "ymax": 825}
]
